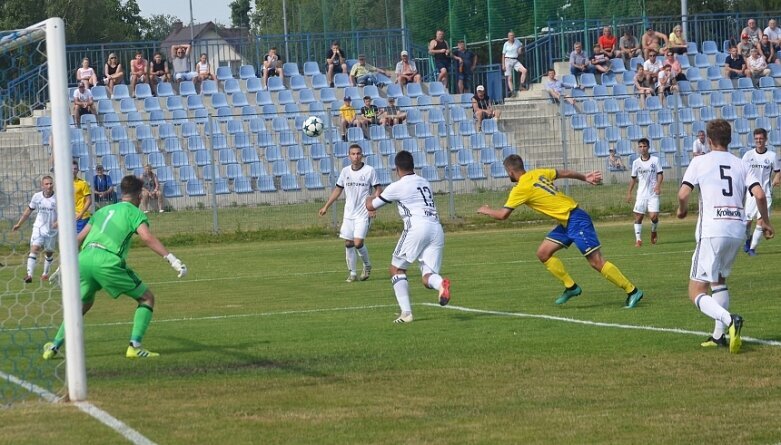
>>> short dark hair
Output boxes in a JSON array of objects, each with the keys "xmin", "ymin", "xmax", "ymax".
[
  {"xmin": 394, "ymin": 150, "xmax": 414, "ymax": 171},
  {"xmin": 121, "ymin": 175, "xmax": 143, "ymax": 197},
  {"xmin": 706, "ymin": 119, "xmax": 732, "ymax": 148},
  {"xmin": 754, "ymin": 127, "xmax": 768, "ymax": 137},
  {"xmin": 72, "ymin": 159, "xmax": 79, "ymax": 167},
  {"xmin": 638, "ymin": 138, "xmax": 650, "ymax": 146},
  {"xmin": 348, "ymin": 143, "xmax": 363, "ymax": 153},
  {"xmin": 503, "ymin": 154, "xmax": 525, "ymax": 171}
]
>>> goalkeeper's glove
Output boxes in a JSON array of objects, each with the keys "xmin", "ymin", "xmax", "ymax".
[{"xmin": 164, "ymin": 253, "xmax": 187, "ymax": 278}]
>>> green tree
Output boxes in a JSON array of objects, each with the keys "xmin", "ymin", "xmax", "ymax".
[
  {"xmin": 231, "ymin": 0, "xmax": 252, "ymax": 29},
  {"xmin": 141, "ymin": 14, "xmax": 181, "ymax": 41}
]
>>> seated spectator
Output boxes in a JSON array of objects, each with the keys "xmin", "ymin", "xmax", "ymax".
[
  {"xmin": 262, "ymin": 47, "xmax": 284, "ymax": 88},
  {"xmin": 339, "ymin": 96, "xmax": 368, "ymax": 141},
  {"xmin": 93, "ymin": 164, "xmax": 116, "ymax": 209},
  {"xmin": 103, "ymin": 53, "xmax": 124, "ymax": 96},
  {"xmin": 633, "ymin": 66, "xmax": 654, "ymax": 104},
  {"xmin": 656, "ymin": 65, "xmax": 678, "ymax": 105},
  {"xmin": 195, "ymin": 53, "xmax": 215, "ymax": 92},
  {"xmin": 140, "ymin": 164, "xmax": 164, "ymax": 213},
  {"xmin": 667, "ymin": 25, "xmax": 688, "ymax": 55},
  {"xmin": 642, "ymin": 50, "xmax": 663, "ymax": 85},
  {"xmin": 129, "ymin": 51, "xmax": 148, "ymax": 97},
  {"xmin": 170, "ymin": 44, "xmax": 197, "ymax": 90},
  {"xmin": 395, "ymin": 50, "xmax": 422, "ymax": 93},
  {"xmin": 747, "ymin": 47, "xmax": 771, "ymax": 84},
  {"xmin": 742, "ymin": 18, "xmax": 764, "ymax": 46},
  {"xmin": 642, "ymin": 27, "xmax": 668, "ymax": 59},
  {"xmin": 569, "ymin": 42, "xmax": 594, "ymax": 76},
  {"xmin": 598, "ymin": 26, "xmax": 618, "ymax": 58},
  {"xmin": 72, "ymin": 81, "xmax": 95, "ymax": 127},
  {"xmin": 759, "ymin": 34, "xmax": 778, "ymax": 64},
  {"xmin": 325, "ymin": 40, "xmax": 347, "ymax": 88},
  {"xmin": 349, "ymin": 54, "xmax": 389, "ymax": 87},
  {"xmin": 76, "ymin": 57, "xmax": 98, "ymax": 88},
  {"xmin": 148, "ymin": 52, "xmax": 170, "ymax": 96},
  {"xmin": 591, "ymin": 44, "xmax": 611, "ymax": 74},
  {"xmin": 737, "ymin": 34, "xmax": 758, "ymax": 59},
  {"xmin": 764, "ymin": 19, "xmax": 781, "ymax": 52},
  {"xmin": 692, "ymin": 130, "xmax": 709, "ymax": 156},
  {"xmin": 663, "ymin": 51, "xmax": 687, "ymax": 82},
  {"xmin": 380, "ymin": 96, "xmax": 406, "ymax": 126},
  {"xmin": 452, "ymin": 40, "xmax": 478, "ymax": 94},
  {"xmin": 619, "ymin": 28, "xmax": 641, "ymax": 64},
  {"xmin": 608, "ymin": 148, "xmax": 626, "ymax": 171},
  {"xmin": 724, "ymin": 46, "xmax": 749, "ymax": 79},
  {"xmin": 471, "ymin": 85, "xmax": 500, "ymax": 132},
  {"xmin": 359, "ymin": 96, "xmax": 380, "ymax": 137},
  {"xmin": 543, "ymin": 68, "xmax": 577, "ymax": 107}
]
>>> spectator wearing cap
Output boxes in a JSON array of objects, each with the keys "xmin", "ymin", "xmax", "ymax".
[
  {"xmin": 608, "ymin": 148, "xmax": 626, "ymax": 171},
  {"xmin": 641, "ymin": 27, "xmax": 668, "ymax": 60},
  {"xmin": 381, "ymin": 96, "xmax": 406, "ymax": 126},
  {"xmin": 737, "ymin": 33, "xmax": 759, "ymax": 59},
  {"xmin": 452, "ymin": 40, "xmax": 477, "ymax": 94},
  {"xmin": 339, "ymin": 96, "xmax": 368, "ymax": 141},
  {"xmin": 103, "ymin": 52, "xmax": 124, "ymax": 96},
  {"xmin": 359, "ymin": 96, "xmax": 380, "ymax": 137},
  {"xmin": 742, "ymin": 18, "xmax": 764, "ymax": 46},
  {"xmin": 325, "ymin": 40, "xmax": 348, "ymax": 88},
  {"xmin": 349, "ymin": 54, "xmax": 389, "ymax": 87},
  {"xmin": 471, "ymin": 85, "xmax": 500, "ymax": 132},
  {"xmin": 93, "ymin": 164, "xmax": 116, "ymax": 209},
  {"xmin": 395, "ymin": 50, "xmax": 421, "ymax": 93},
  {"xmin": 724, "ymin": 46, "xmax": 749, "ymax": 79},
  {"xmin": 667, "ymin": 25, "xmax": 688, "ymax": 55}
]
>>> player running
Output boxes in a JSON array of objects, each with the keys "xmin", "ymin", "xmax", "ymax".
[
  {"xmin": 42, "ymin": 175, "xmax": 187, "ymax": 360},
  {"xmin": 12, "ymin": 176, "xmax": 57, "ymax": 283},
  {"xmin": 625, "ymin": 138, "xmax": 663, "ymax": 247},
  {"xmin": 741, "ymin": 127, "xmax": 780, "ymax": 256},
  {"xmin": 366, "ymin": 150, "xmax": 451, "ymax": 323}
]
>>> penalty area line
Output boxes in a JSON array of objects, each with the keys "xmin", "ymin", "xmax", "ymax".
[
  {"xmin": 0, "ymin": 370, "xmax": 157, "ymax": 445},
  {"xmin": 422, "ymin": 303, "xmax": 781, "ymax": 348}
]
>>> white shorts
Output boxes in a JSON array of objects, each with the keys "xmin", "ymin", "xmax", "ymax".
[
  {"xmin": 633, "ymin": 195, "xmax": 660, "ymax": 214},
  {"xmin": 31, "ymin": 229, "xmax": 57, "ymax": 252},
  {"xmin": 745, "ymin": 195, "xmax": 772, "ymax": 220},
  {"xmin": 339, "ymin": 217, "xmax": 371, "ymax": 241},
  {"xmin": 391, "ymin": 222, "xmax": 445, "ymax": 275},
  {"xmin": 689, "ymin": 237, "xmax": 743, "ymax": 283},
  {"xmin": 175, "ymin": 72, "xmax": 197, "ymax": 81},
  {"xmin": 504, "ymin": 58, "xmax": 525, "ymax": 76}
]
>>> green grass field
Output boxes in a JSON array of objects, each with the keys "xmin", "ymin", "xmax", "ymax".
[{"xmin": 2, "ymin": 218, "xmax": 781, "ymax": 444}]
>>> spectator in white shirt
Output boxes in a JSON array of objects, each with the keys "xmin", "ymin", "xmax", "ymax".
[
  {"xmin": 764, "ymin": 19, "xmax": 781, "ymax": 51},
  {"xmin": 642, "ymin": 50, "xmax": 663, "ymax": 84},
  {"xmin": 72, "ymin": 81, "xmax": 95, "ymax": 127},
  {"xmin": 692, "ymin": 130, "xmax": 709, "ymax": 156},
  {"xmin": 747, "ymin": 48, "xmax": 771, "ymax": 83}
]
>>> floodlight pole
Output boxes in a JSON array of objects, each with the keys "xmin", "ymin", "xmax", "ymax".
[{"xmin": 45, "ymin": 17, "xmax": 88, "ymax": 402}]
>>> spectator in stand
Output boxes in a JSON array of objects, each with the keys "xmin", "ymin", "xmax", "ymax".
[
  {"xmin": 502, "ymin": 31, "xmax": 527, "ymax": 94},
  {"xmin": 642, "ymin": 27, "xmax": 668, "ymax": 59},
  {"xmin": 395, "ymin": 50, "xmax": 422, "ymax": 94},
  {"xmin": 591, "ymin": 44, "xmax": 611, "ymax": 74},
  {"xmin": 103, "ymin": 53, "xmax": 124, "ymax": 96},
  {"xmin": 262, "ymin": 47, "xmax": 284, "ymax": 88},
  {"xmin": 692, "ymin": 130, "xmax": 709, "ymax": 156},
  {"xmin": 747, "ymin": 47, "xmax": 771, "ymax": 84},
  {"xmin": 339, "ymin": 96, "xmax": 368, "ymax": 141},
  {"xmin": 633, "ymin": 66, "xmax": 654, "ymax": 105},
  {"xmin": 148, "ymin": 52, "xmax": 170, "ymax": 96},
  {"xmin": 737, "ymin": 33, "xmax": 758, "ymax": 59},
  {"xmin": 608, "ymin": 148, "xmax": 627, "ymax": 171},
  {"xmin": 759, "ymin": 34, "xmax": 777, "ymax": 64},
  {"xmin": 140, "ymin": 164, "xmax": 164, "ymax": 213},
  {"xmin": 667, "ymin": 25, "xmax": 688, "ymax": 55},
  {"xmin": 93, "ymin": 164, "xmax": 116, "ymax": 209},
  {"xmin": 76, "ymin": 57, "xmax": 98, "ymax": 88},
  {"xmin": 428, "ymin": 29, "xmax": 451, "ymax": 89},
  {"xmin": 72, "ymin": 81, "xmax": 96, "ymax": 127},
  {"xmin": 598, "ymin": 27, "xmax": 618, "ymax": 58},
  {"xmin": 742, "ymin": 18, "xmax": 764, "ymax": 46},
  {"xmin": 325, "ymin": 40, "xmax": 348, "ymax": 88},
  {"xmin": 543, "ymin": 68, "xmax": 577, "ymax": 107},
  {"xmin": 663, "ymin": 50, "xmax": 687, "ymax": 82},
  {"xmin": 349, "ymin": 54, "xmax": 389, "ymax": 87},
  {"xmin": 380, "ymin": 96, "xmax": 406, "ymax": 126},
  {"xmin": 452, "ymin": 40, "xmax": 477, "ymax": 94},
  {"xmin": 619, "ymin": 28, "xmax": 642, "ymax": 64},
  {"xmin": 724, "ymin": 46, "xmax": 749, "ymax": 79},
  {"xmin": 764, "ymin": 19, "xmax": 781, "ymax": 53},
  {"xmin": 129, "ymin": 51, "xmax": 148, "ymax": 98},
  {"xmin": 359, "ymin": 95, "xmax": 381, "ymax": 135},
  {"xmin": 195, "ymin": 53, "xmax": 215, "ymax": 91},
  {"xmin": 642, "ymin": 50, "xmax": 663, "ymax": 85},
  {"xmin": 170, "ymin": 44, "xmax": 197, "ymax": 91},
  {"xmin": 656, "ymin": 65, "xmax": 677, "ymax": 106},
  {"xmin": 472, "ymin": 85, "xmax": 500, "ymax": 132},
  {"xmin": 569, "ymin": 42, "xmax": 594, "ymax": 77}
]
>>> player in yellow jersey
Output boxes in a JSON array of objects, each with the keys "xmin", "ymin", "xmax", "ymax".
[{"xmin": 478, "ymin": 155, "xmax": 645, "ymax": 307}]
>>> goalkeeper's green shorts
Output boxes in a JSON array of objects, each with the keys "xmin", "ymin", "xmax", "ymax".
[{"xmin": 79, "ymin": 248, "xmax": 148, "ymax": 303}]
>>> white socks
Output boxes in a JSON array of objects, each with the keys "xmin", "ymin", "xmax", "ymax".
[
  {"xmin": 650, "ymin": 221, "xmax": 658, "ymax": 233},
  {"xmin": 710, "ymin": 286, "xmax": 730, "ymax": 339},
  {"xmin": 634, "ymin": 223, "xmax": 642, "ymax": 241},
  {"xmin": 356, "ymin": 245, "xmax": 370, "ymax": 267},
  {"xmin": 345, "ymin": 246, "xmax": 357, "ymax": 275},
  {"xmin": 391, "ymin": 274, "xmax": 411, "ymax": 313},
  {"xmin": 750, "ymin": 226, "xmax": 764, "ymax": 250},
  {"xmin": 695, "ymin": 293, "xmax": 732, "ymax": 328},
  {"xmin": 43, "ymin": 255, "xmax": 54, "ymax": 275},
  {"xmin": 26, "ymin": 254, "xmax": 37, "ymax": 276},
  {"xmin": 427, "ymin": 274, "xmax": 443, "ymax": 291}
]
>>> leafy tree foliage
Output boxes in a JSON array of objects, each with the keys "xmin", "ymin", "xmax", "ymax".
[{"xmin": 230, "ymin": 0, "xmax": 252, "ymax": 29}]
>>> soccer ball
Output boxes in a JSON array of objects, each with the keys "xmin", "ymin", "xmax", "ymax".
[{"xmin": 302, "ymin": 115, "xmax": 324, "ymax": 137}]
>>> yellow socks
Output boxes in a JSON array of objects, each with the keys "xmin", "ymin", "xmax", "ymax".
[
  {"xmin": 600, "ymin": 261, "xmax": 635, "ymax": 293},
  {"xmin": 543, "ymin": 257, "xmax": 576, "ymax": 288}
]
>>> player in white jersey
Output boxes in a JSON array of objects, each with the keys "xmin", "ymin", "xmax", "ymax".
[
  {"xmin": 741, "ymin": 127, "xmax": 780, "ymax": 256},
  {"xmin": 677, "ymin": 119, "xmax": 774, "ymax": 354},
  {"xmin": 366, "ymin": 150, "xmax": 451, "ymax": 323},
  {"xmin": 12, "ymin": 176, "xmax": 58, "ymax": 283},
  {"xmin": 626, "ymin": 138, "xmax": 663, "ymax": 246},
  {"xmin": 319, "ymin": 144, "xmax": 381, "ymax": 282}
]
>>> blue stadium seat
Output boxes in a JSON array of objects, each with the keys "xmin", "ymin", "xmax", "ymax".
[
  {"xmin": 571, "ymin": 114, "xmax": 588, "ymax": 130},
  {"xmin": 490, "ymin": 161, "xmax": 508, "ymax": 178},
  {"xmin": 156, "ymin": 82, "xmax": 174, "ymax": 97},
  {"xmin": 428, "ymin": 81, "xmax": 447, "ymax": 97},
  {"xmin": 333, "ymin": 73, "xmax": 351, "ymax": 88},
  {"xmin": 406, "ymin": 83, "xmax": 424, "ymax": 98},
  {"xmin": 216, "ymin": 66, "xmax": 233, "ymax": 81},
  {"xmin": 648, "ymin": 123, "xmax": 664, "ymax": 140},
  {"xmin": 629, "ymin": 56, "xmax": 644, "ymax": 71},
  {"xmin": 157, "ymin": 167, "xmax": 175, "ymax": 183},
  {"xmin": 743, "ymin": 103, "xmax": 759, "ymax": 120},
  {"xmin": 615, "ymin": 112, "xmax": 632, "ymax": 128},
  {"xmin": 627, "ymin": 125, "xmax": 643, "ymax": 141},
  {"xmin": 721, "ymin": 104, "xmax": 737, "ymax": 121},
  {"xmin": 239, "ymin": 64, "xmax": 256, "ymax": 80},
  {"xmin": 686, "ymin": 67, "xmax": 702, "ymax": 82},
  {"xmin": 657, "ymin": 109, "xmax": 674, "ymax": 125},
  {"xmin": 297, "ymin": 159, "xmax": 316, "ymax": 176},
  {"xmin": 124, "ymin": 153, "xmax": 143, "ymax": 170},
  {"xmin": 645, "ymin": 96, "xmax": 662, "ymax": 111},
  {"xmin": 164, "ymin": 138, "xmax": 183, "ymax": 154},
  {"xmin": 223, "ymin": 78, "xmax": 242, "ymax": 95},
  {"xmin": 311, "ymin": 73, "xmax": 329, "ymax": 90},
  {"xmin": 225, "ymin": 163, "xmax": 243, "ymax": 179},
  {"xmin": 707, "ymin": 66, "xmax": 722, "ymax": 81},
  {"xmin": 171, "ymin": 151, "xmax": 189, "ymax": 168},
  {"xmin": 466, "ymin": 163, "xmax": 487, "ymax": 180},
  {"xmin": 444, "ymin": 165, "xmax": 465, "ymax": 181},
  {"xmin": 594, "ymin": 140, "xmax": 610, "ymax": 157},
  {"xmin": 392, "ymin": 124, "xmax": 411, "ymax": 139},
  {"xmin": 609, "ymin": 58, "xmax": 626, "ymax": 73},
  {"xmin": 605, "ymin": 126, "xmax": 621, "ymax": 143},
  {"xmin": 561, "ymin": 74, "xmax": 577, "ymax": 89},
  {"xmin": 676, "ymin": 54, "xmax": 691, "ymax": 70},
  {"xmin": 622, "ymin": 71, "xmax": 635, "ymax": 86},
  {"xmin": 370, "ymin": 125, "xmax": 389, "ymax": 140},
  {"xmin": 303, "ymin": 61, "xmax": 321, "ymax": 77},
  {"xmin": 421, "ymin": 166, "xmax": 440, "ymax": 182},
  {"xmin": 278, "ymin": 90, "xmax": 295, "ymax": 106},
  {"xmin": 280, "ymin": 173, "xmax": 300, "ymax": 191},
  {"xmin": 688, "ymin": 93, "xmax": 705, "ymax": 109},
  {"xmin": 158, "ymin": 123, "xmax": 177, "ymax": 140},
  {"xmin": 694, "ymin": 53, "xmax": 710, "ymax": 68},
  {"xmin": 246, "ymin": 77, "xmax": 263, "ymax": 93},
  {"xmin": 164, "ymin": 180, "xmax": 183, "ymax": 198},
  {"xmin": 764, "ymin": 103, "xmax": 780, "ymax": 118},
  {"xmin": 212, "ymin": 177, "xmax": 230, "ymax": 195},
  {"xmin": 757, "ymin": 116, "xmax": 772, "ymax": 131},
  {"xmin": 734, "ymin": 118, "xmax": 750, "ymax": 134},
  {"xmin": 186, "ymin": 180, "xmax": 206, "ymax": 196},
  {"xmin": 594, "ymin": 113, "xmax": 610, "ymax": 129},
  {"xmin": 616, "ymin": 139, "xmax": 633, "ymax": 155},
  {"xmin": 579, "ymin": 73, "xmax": 597, "ymax": 89},
  {"xmin": 111, "ymin": 84, "xmax": 130, "ymax": 100},
  {"xmin": 603, "ymin": 98, "xmax": 620, "ymax": 114},
  {"xmin": 179, "ymin": 80, "xmax": 197, "ymax": 96},
  {"xmin": 623, "ymin": 97, "xmax": 641, "ymax": 113},
  {"xmin": 702, "ymin": 40, "xmax": 718, "ymax": 55},
  {"xmin": 255, "ymin": 175, "xmax": 275, "ymax": 192},
  {"xmin": 91, "ymin": 86, "xmax": 109, "ymax": 101},
  {"xmin": 582, "ymin": 128, "xmax": 598, "ymax": 144},
  {"xmin": 600, "ymin": 74, "xmax": 616, "ymax": 89},
  {"xmin": 290, "ymin": 74, "xmax": 307, "ymax": 91},
  {"xmin": 134, "ymin": 83, "xmax": 152, "ymax": 99}
]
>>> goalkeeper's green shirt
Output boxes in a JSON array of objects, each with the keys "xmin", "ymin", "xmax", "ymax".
[{"xmin": 82, "ymin": 201, "xmax": 148, "ymax": 260}]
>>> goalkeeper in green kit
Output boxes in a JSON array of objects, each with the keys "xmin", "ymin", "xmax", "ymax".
[{"xmin": 43, "ymin": 175, "xmax": 187, "ymax": 360}]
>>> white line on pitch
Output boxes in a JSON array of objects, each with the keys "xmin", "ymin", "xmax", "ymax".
[
  {"xmin": 0, "ymin": 370, "xmax": 157, "ymax": 445},
  {"xmin": 422, "ymin": 303, "xmax": 781, "ymax": 348}
]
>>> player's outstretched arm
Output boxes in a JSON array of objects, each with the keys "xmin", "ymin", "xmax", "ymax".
[
  {"xmin": 137, "ymin": 223, "xmax": 187, "ymax": 278},
  {"xmin": 556, "ymin": 169, "xmax": 602, "ymax": 185},
  {"xmin": 477, "ymin": 205, "xmax": 513, "ymax": 220}
]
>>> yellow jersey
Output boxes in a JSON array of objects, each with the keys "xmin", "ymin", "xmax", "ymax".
[
  {"xmin": 503, "ymin": 168, "xmax": 578, "ymax": 225},
  {"xmin": 340, "ymin": 104, "xmax": 356, "ymax": 122},
  {"xmin": 74, "ymin": 177, "xmax": 92, "ymax": 219}
]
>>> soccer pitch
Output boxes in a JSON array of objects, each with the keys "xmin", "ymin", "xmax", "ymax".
[{"xmin": 2, "ymin": 220, "xmax": 781, "ymax": 444}]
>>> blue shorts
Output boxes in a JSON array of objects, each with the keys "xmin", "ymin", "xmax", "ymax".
[
  {"xmin": 545, "ymin": 208, "xmax": 601, "ymax": 256},
  {"xmin": 76, "ymin": 218, "xmax": 89, "ymax": 234},
  {"xmin": 435, "ymin": 60, "xmax": 449, "ymax": 72}
]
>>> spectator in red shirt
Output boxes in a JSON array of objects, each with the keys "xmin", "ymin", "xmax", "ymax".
[{"xmin": 598, "ymin": 27, "xmax": 618, "ymax": 58}]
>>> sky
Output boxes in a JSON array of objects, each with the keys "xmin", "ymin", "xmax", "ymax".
[{"xmin": 134, "ymin": 0, "xmax": 234, "ymax": 26}]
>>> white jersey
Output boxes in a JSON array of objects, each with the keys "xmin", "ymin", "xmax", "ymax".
[
  {"xmin": 631, "ymin": 155, "xmax": 662, "ymax": 200},
  {"xmin": 336, "ymin": 163, "xmax": 379, "ymax": 220},
  {"xmin": 741, "ymin": 148, "xmax": 780, "ymax": 197},
  {"xmin": 28, "ymin": 191, "xmax": 57, "ymax": 236},
  {"xmin": 377, "ymin": 173, "xmax": 440, "ymax": 225},
  {"xmin": 692, "ymin": 139, "xmax": 709, "ymax": 156},
  {"xmin": 682, "ymin": 151, "xmax": 760, "ymax": 240}
]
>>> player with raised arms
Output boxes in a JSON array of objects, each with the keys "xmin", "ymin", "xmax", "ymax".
[
  {"xmin": 625, "ymin": 138, "xmax": 663, "ymax": 247},
  {"xmin": 12, "ymin": 175, "xmax": 57, "ymax": 283},
  {"xmin": 741, "ymin": 127, "xmax": 780, "ymax": 256},
  {"xmin": 677, "ymin": 119, "xmax": 774, "ymax": 353},
  {"xmin": 366, "ymin": 150, "xmax": 451, "ymax": 323},
  {"xmin": 477, "ymin": 155, "xmax": 645, "ymax": 308}
]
